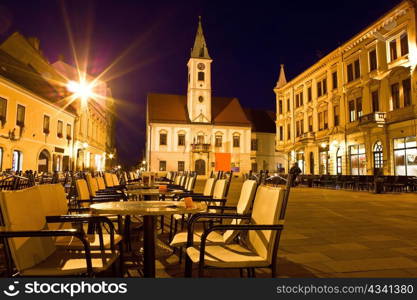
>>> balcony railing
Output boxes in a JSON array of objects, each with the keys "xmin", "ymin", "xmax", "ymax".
[
  {"xmin": 191, "ymin": 143, "xmax": 211, "ymax": 152},
  {"xmin": 296, "ymin": 132, "xmax": 315, "ymax": 142},
  {"xmin": 359, "ymin": 112, "xmax": 386, "ymax": 126}
]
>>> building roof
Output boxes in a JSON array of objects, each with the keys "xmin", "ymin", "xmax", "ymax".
[
  {"xmin": 191, "ymin": 16, "xmax": 211, "ymax": 59},
  {"xmin": 147, "ymin": 93, "xmax": 251, "ymax": 126},
  {"xmin": 244, "ymin": 108, "xmax": 276, "ymax": 133},
  {"xmin": 0, "ymin": 49, "xmax": 71, "ymax": 104}
]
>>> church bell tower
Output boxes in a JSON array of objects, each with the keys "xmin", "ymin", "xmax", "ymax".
[{"xmin": 187, "ymin": 16, "xmax": 212, "ymax": 123}]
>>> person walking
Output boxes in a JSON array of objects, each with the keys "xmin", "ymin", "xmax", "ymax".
[{"xmin": 289, "ymin": 162, "xmax": 302, "ymax": 187}]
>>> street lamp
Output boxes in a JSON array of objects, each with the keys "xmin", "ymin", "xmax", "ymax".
[{"xmin": 82, "ymin": 142, "xmax": 89, "ymax": 149}]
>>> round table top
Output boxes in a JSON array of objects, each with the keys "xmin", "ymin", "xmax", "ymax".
[
  {"xmin": 90, "ymin": 200, "xmax": 207, "ymax": 216},
  {"xmin": 127, "ymin": 189, "xmax": 184, "ymax": 196}
]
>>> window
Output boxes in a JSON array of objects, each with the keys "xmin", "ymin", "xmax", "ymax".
[
  {"xmin": 347, "ymin": 63, "xmax": 354, "ymax": 82},
  {"xmin": 356, "ymin": 98, "xmax": 363, "ymax": 119},
  {"xmin": 16, "ymin": 104, "xmax": 25, "ymax": 127},
  {"xmin": 394, "ymin": 136, "xmax": 417, "ymax": 175},
  {"xmin": 317, "ymin": 78, "xmax": 327, "ymax": 98},
  {"xmin": 57, "ymin": 120, "xmax": 63, "ymax": 138},
  {"xmin": 12, "ymin": 150, "xmax": 23, "ymax": 172},
  {"xmin": 215, "ymin": 135, "xmax": 222, "ymax": 147},
  {"xmin": 371, "ymin": 90, "xmax": 379, "ymax": 112},
  {"xmin": 332, "ymin": 71, "xmax": 338, "ymax": 89},
  {"xmin": 197, "ymin": 135, "xmax": 204, "ymax": 144},
  {"xmin": 251, "ymin": 139, "xmax": 258, "ymax": 151},
  {"xmin": 308, "ymin": 116, "xmax": 313, "ymax": 132},
  {"xmin": 279, "ymin": 126, "xmax": 283, "ymax": 141},
  {"xmin": 296, "ymin": 120, "xmax": 304, "ymax": 137},
  {"xmin": 336, "ymin": 148, "xmax": 342, "ymax": 175},
  {"xmin": 160, "ymin": 133, "xmax": 167, "ymax": 146},
  {"xmin": 0, "ymin": 97, "xmax": 7, "ymax": 125},
  {"xmin": 43, "ymin": 115, "xmax": 50, "ymax": 134},
  {"xmin": 334, "ymin": 105, "xmax": 340, "ymax": 126},
  {"xmin": 349, "ymin": 100, "xmax": 356, "ymax": 122},
  {"xmin": 278, "ymin": 100, "xmax": 283, "ymax": 114},
  {"xmin": 307, "ymin": 87, "xmax": 312, "ymax": 102},
  {"xmin": 347, "ymin": 59, "xmax": 360, "ymax": 82},
  {"xmin": 287, "ymin": 123, "xmax": 291, "ymax": 140},
  {"xmin": 354, "ymin": 59, "xmax": 361, "ymax": 79},
  {"xmin": 391, "ymin": 83, "xmax": 400, "ymax": 110},
  {"xmin": 178, "ymin": 161, "xmax": 185, "ymax": 172},
  {"xmin": 390, "ymin": 39, "xmax": 398, "ymax": 61},
  {"xmin": 350, "ymin": 144, "xmax": 366, "ymax": 175},
  {"xmin": 369, "ymin": 49, "xmax": 377, "ymax": 71},
  {"xmin": 159, "ymin": 160, "xmax": 167, "ymax": 171},
  {"xmin": 318, "ymin": 111, "xmax": 327, "ymax": 131},
  {"xmin": 403, "ymin": 78, "xmax": 412, "ymax": 107},
  {"xmin": 373, "ymin": 141, "xmax": 383, "ymax": 170},
  {"xmin": 178, "ymin": 134, "xmax": 185, "ymax": 146},
  {"xmin": 319, "ymin": 150, "xmax": 328, "ymax": 175},
  {"xmin": 198, "ymin": 72, "xmax": 205, "ymax": 81},
  {"xmin": 233, "ymin": 135, "xmax": 240, "ymax": 148},
  {"xmin": 287, "ymin": 99, "xmax": 290, "ymax": 112},
  {"xmin": 401, "ymin": 33, "xmax": 409, "ymax": 56},
  {"xmin": 66, "ymin": 124, "xmax": 72, "ymax": 139},
  {"xmin": 251, "ymin": 162, "xmax": 258, "ymax": 173},
  {"xmin": 295, "ymin": 92, "xmax": 303, "ymax": 108}
]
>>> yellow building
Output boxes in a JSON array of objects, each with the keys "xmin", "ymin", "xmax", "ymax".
[
  {"xmin": 275, "ymin": 0, "xmax": 417, "ymax": 176},
  {"xmin": 0, "ymin": 32, "xmax": 115, "ymax": 172}
]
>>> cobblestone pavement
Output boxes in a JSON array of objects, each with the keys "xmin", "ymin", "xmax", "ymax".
[{"xmin": 140, "ymin": 178, "xmax": 417, "ymax": 277}]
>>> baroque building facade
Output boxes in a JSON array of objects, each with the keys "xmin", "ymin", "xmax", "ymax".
[
  {"xmin": 146, "ymin": 18, "xmax": 284, "ymax": 176},
  {"xmin": 0, "ymin": 32, "xmax": 115, "ymax": 172},
  {"xmin": 275, "ymin": 0, "xmax": 417, "ymax": 176}
]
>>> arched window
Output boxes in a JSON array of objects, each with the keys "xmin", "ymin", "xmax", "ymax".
[
  {"xmin": 373, "ymin": 141, "xmax": 383, "ymax": 170},
  {"xmin": 38, "ymin": 149, "xmax": 50, "ymax": 173}
]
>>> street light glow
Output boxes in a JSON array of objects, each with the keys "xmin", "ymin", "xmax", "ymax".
[
  {"xmin": 83, "ymin": 142, "xmax": 89, "ymax": 149},
  {"xmin": 67, "ymin": 80, "xmax": 94, "ymax": 100},
  {"xmin": 109, "ymin": 153, "xmax": 114, "ymax": 159}
]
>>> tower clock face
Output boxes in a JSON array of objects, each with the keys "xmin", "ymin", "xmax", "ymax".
[{"xmin": 197, "ymin": 63, "xmax": 205, "ymax": 70}]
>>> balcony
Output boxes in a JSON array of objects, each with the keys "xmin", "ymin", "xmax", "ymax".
[
  {"xmin": 296, "ymin": 132, "xmax": 315, "ymax": 143},
  {"xmin": 386, "ymin": 105, "xmax": 417, "ymax": 124},
  {"xmin": 359, "ymin": 112, "xmax": 386, "ymax": 127},
  {"xmin": 191, "ymin": 143, "xmax": 211, "ymax": 153}
]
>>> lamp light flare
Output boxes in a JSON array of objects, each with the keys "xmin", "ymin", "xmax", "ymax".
[
  {"xmin": 67, "ymin": 80, "xmax": 94, "ymax": 100},
  {"xmin": 83, "ymin": 142, "xmax": 89, "ymax": 149}
]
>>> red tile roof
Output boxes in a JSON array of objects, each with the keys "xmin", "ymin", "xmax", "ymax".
[{"xmin": 147, "ymin": 93, "xmax": 251, "ymax": 126}]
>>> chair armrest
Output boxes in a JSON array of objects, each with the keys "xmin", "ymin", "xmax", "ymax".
[
  {"xmin": 198, "ymin": 223, "xmax": 285, "ymax": 266},
  {"xmin": 0, "ymin": 228, "xmax": 94, "ymax": 275},
  {"xmin": 186, "ymin": 213, "xmax": 251, "ymax": 247},
  {"xmin": 208, "ymin": 206, "xmax": 236, "ymax": 211},
  {"xmin": 46, "ymin": 215, "xmax": 117, "ymax": 249}
]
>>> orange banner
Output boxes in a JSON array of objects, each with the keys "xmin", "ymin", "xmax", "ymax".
[{"xmin": 215, "ymin": 153, "xmax": 231, "ymax": 171}]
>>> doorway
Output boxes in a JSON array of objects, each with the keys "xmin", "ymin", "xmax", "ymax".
[{"xmin": 195, "ymin": 159, "xmax": 206, "ymax": 175}]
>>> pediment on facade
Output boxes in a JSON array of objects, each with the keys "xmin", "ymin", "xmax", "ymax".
[
  {"xmin": 368, "ymin": 78, "xmax": 381, "ymax": 88},
  {"xmin": 346, "ymin": 86, "xmax": 363, "ymax": 99},
  {"xmin": 388, "ymin": 66, "xmax": 411, "ymax": 83}
]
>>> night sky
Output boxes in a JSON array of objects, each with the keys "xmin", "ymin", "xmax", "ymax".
[{"xmin": 0, "ymin": 0, "xmax": 403, "ymax": 167}]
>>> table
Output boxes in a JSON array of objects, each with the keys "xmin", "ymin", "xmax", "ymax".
[{"xmin": 90, "ymin": 200, "xmax": 206, "ymax": 277}]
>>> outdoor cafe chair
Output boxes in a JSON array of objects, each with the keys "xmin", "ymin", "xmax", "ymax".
[
  {"xmin": 170, "ymin": 180, "xmax": 257, "ymax": 263},
  {"xmin": 0, "ymin": 186, "xmax": 119, "ymax": 277},
  {"xmin": 184, "ymin": 184, "xmax": 287, "ymax": 277}
]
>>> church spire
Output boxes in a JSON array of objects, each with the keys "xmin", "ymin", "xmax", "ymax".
[
  {"xmin": 275, "ymin": 64, "xmax": 287, "ymax": 89},
  {"xmin": 191, "ymin": 16, "xmax": 210, "ymax": 59}
]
